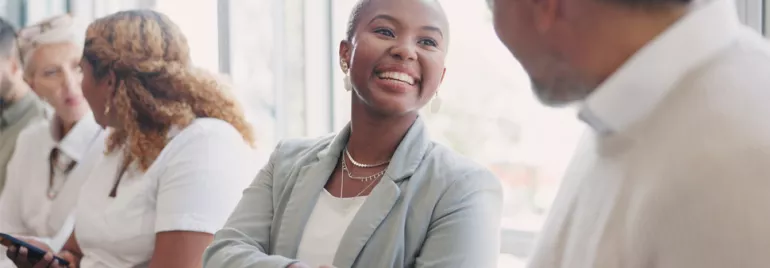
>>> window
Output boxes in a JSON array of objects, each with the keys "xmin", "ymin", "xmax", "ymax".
[
  {"xmin": 736, "ymin": 0, "xmax": 764, "ymax": 33},
  {"xmin": 226, "ymin": 0, "xmax": 311, "ymax": 149},
  {"xmin": 227, "ymin": 0, "xmax": 278, "ymax": 149},
  {"xmin": 765, "ymin": 0, "xmax": 770, "ymax": 37},
  {"xmin": 25, "ymin": 0, "xmax": 67, "ymax": 26},
  {"xmin": 155, "ymin": 0, "xmax": 219, "ymax": 74},
  {"xmin": 330, "ymin": 1, "xmax": 584, "ymax": 267}
]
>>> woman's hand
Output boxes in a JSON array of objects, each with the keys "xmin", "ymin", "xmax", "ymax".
[
  {"xmin": 5, "ymin": 245, "xmax": 67, "ymax": 268},
  {"xmin": 59, "ymin": 250, "xmax": 81, "ymax": 268}
]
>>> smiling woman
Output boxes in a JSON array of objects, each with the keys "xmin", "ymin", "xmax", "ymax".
[
  {"xmin": 333, "ymin": 0, "xmax": 585, "ymax": 267},
  {"xmin": 203, "ymin": 0, "xmax": 503, "ymax": 268}
]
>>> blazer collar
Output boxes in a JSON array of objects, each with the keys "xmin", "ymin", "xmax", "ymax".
[{"xmin": 273, "ymin": 116, "xmax": 431, "ymax": 263}]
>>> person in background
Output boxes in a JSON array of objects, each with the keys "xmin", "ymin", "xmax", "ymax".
[
  {"xmin": 0, "ymin": 14, "xmax": 100, "ymax": 268},
  {"xmin": 203, "ymin": 0, "xmax": 503, "ymax": 267},
  {"xmin": 0, "ymin": 17, "xmax": 47, "ymax": 195},
  {"xmin": 490, "ymin": 0, "xmax": 770, "ymax": 267},
  {"xmin": 6, "ymin": 9, "xmax": 257, "ymax": 268}
]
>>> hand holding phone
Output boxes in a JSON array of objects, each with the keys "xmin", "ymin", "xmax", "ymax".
[{"xmin": 0, "ymin": 233, "xmax": 70, "ymax": 267}]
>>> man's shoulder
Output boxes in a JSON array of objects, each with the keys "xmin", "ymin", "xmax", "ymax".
[
  {"xmin": 673, "ymin": 35, "xmax": 770, "ymax": 132},
  {"xmin": 690, "ymin": 31, "xmax": 770, "ymax": 92}
]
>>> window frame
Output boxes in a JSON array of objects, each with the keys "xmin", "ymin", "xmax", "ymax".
[{"xmin": 737, "ymin": 0, "xmax": 764, "ymax": 33}]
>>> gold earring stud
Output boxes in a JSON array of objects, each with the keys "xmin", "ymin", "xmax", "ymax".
[{"xmin": 341, "ymin": 61, "xmax": 349, "ymax": 73}]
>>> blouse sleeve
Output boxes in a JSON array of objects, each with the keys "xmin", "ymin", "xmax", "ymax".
[{"xmin": 153, "ymin": 121, "xmax": 255, "ymax": 235}]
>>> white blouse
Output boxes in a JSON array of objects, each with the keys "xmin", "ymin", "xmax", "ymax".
[
  {"xmin": 73, "ymin": 118, "xmax": 255, "ymax": 268},
  {"xmin": 296, "ymin": 190, "xmax": 367, "ymax": 267},
  {"xmin": 0, "ymin": 114, "xmax": 101, "ymax": 267}
]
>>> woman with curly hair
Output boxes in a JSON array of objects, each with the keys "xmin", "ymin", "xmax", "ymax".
[{"xmin": 6, "ymin": 9, "xmax": 257, "ymax": 268}]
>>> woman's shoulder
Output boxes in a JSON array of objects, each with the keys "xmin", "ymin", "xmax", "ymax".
[
  {"xmin": 271, "ymin": 134, "xmax": 336, "ymax": 160},
  {"xmin": 162, "ymin": 118, "xmax": 249, "ymax": 150},
  {"xmin": 173, "ymin": 118, "xmax": 243, "ymax": 139},
  {"xmin": 155, "ymin": 118, "xmax": 252, "ymax": 165},
  {"xmin": 15, "ymin": 119, "xmax": 52, "ymax": 148},
  {"xmin": 418, "ymin": 142, "xmax": 501, "ymax": 192}
]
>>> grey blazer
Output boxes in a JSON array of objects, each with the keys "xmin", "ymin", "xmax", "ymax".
[{"xmin": 203, "ymin": 118, "xmax": 503, "ymax": 268}]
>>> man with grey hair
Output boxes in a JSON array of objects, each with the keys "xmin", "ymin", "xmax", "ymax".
[
  {"xmin": 0, "ymin": 17, "xmax": 46, "ymax": 195},
  {"xmin": 490, "ymin": 0, "xmax": 770, "ymax": 267}
]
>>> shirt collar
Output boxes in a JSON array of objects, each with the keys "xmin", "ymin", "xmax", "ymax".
[
  {"xmin": 54, "ymin": 113, "xmax": 102, "ymax": 162},
  {"xmin": 579, "ymin": 0, "xmax": 741, "ymax": 135}
]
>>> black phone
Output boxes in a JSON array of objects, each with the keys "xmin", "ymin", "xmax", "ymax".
[{"xmin": 0, "ymin": 233, "xmax": 70, "ymax": 266}]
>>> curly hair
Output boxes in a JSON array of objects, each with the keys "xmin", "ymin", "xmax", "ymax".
[{"xmin": 83, "ymin": 9, "xmax": 255, "ymax": 171}]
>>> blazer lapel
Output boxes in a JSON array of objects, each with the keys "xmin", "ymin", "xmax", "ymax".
[
  {"xmin": 273, "ymin": 159, "xmax": 335, "ymax": 257},
  {"xmin": 274, "ymin": 125, "xmax": 351, "ymax": 257},
  {"xmin": 332, "ymin": 117, "xmax": 432, "ymax": 267},
  {"xmin": 333, "ymin": 179, "xmax": 400, "ymax": 268}
]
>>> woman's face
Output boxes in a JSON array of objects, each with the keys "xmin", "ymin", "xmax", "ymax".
[
  {"xmin": 79, "ymin": 58, "xmax": 113, "ymax": 128},
  {"xmin": 26, "ymin": 42, "xmax": 89, "ymax": 123},
  {"xmin": 341, "ymin": 0, "xmax": 448, "ymax": 116}
]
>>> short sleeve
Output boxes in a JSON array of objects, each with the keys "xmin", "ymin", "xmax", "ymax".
[{"xmin": 153, "ymin": 120, "xmax": 255, "ymax": 234}]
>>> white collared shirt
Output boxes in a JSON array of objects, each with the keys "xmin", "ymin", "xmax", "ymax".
[
  {"xmin": 529, "ymin": 0, "xmax": 770, "ymax": 267},
  {"xmin": 74, "ymin": 118, "xmax": 256, "ymax": 268},
  {"xmin": 0, "ymin": 114, "xmax": 101, "ymax": 267}
]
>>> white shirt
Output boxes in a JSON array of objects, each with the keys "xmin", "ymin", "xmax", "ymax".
[
  {"xmin": 297, "ymin": 190, "xmax": 367, "ymax": 267},
  {"xmin": 74, "ymin": 118, "xmax": 255, "ymax": 268},
  {"xmin": 0, "ymin": 114, "xmax": 101, "ymax": 267},
  {"xmin": 529, "ymin": 1, "xmax": 770, "ymax": 267}
]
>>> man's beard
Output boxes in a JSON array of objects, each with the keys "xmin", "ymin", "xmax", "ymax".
[{"xmin": 530, "ymin": 70, "xmax": 595, "ymax": 107}]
